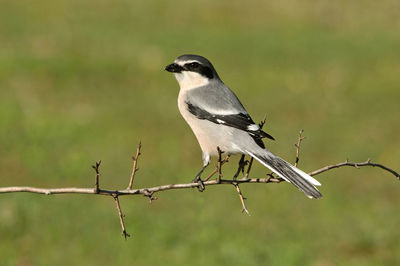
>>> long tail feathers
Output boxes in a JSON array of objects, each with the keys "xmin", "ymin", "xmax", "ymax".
[{"xmin": 246, "ymin": 150, "xmax": 322, "ymax": 199}]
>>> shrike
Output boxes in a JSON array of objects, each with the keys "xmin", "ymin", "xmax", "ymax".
[{"xmin": 165, "ymin": 54, "xmax": 322, "ymax": 199}]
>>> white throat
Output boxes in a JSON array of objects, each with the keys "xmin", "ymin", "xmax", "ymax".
[{"xmin": 174, "ymin": 71, "xmax": 210, "ymax": 91}]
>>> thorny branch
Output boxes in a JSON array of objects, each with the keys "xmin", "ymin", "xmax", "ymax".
[
  {"xmin": 233, "ymin": 183, "xmax": 250, "ymax": 216},
  {"xmin": 294, "ymin": 129, "xmax": 305, "ymax": 168},
  {"xmin": 114, "ymin": 195, "xmax": 130, "ymax": 239},
  {"xmin": 127, "ymin": 142, "xmax": 141, "ymax": 190},
  {"xmin": 204, "ymin": 155, "xmax": 230, "ymax": 182},
  {"xmin": 0, "ymin": 126, "xmax": 399, "ymax": 238},
  {"xmin": 308, "ymin": 158, "xmax": 400, "ymax": 178},
  {"xmin": 92, "ymin": 160, "xmax": 101, "ymax": 193}
]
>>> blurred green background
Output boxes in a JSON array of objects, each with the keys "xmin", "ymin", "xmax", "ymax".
[{"xmin": 1, "ymin": 0, "xmax": 399, "ymax": 265}]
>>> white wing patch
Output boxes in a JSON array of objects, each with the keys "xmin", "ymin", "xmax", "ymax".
[
  {"xmin": 247, "ymin": 124, "xmax": 260, "ymax": 131},
  {"xmin": 203, "ymin": 108, "xmax": 242, "ymax": 116},
  {"xmin": 216, "ymin": 119, "xmax": 226, "ymax": 124}
]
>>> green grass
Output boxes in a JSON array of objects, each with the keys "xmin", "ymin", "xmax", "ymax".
[{"xmin": 1, "ymin": 0, "xmax": 399, "ymax": 265}]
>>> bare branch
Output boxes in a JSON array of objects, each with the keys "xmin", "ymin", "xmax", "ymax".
[
  {"xmin": 0, "ymin": 177, "xmax": 292, "ymax": 196},
  {"xmin": 294, "ymin": 129, "xmax": 305, "ymax": 167},
  {"xmin": 2, "ymin": 156, "xmax": 397, "ymax": 197},
  {"xmin": 113, "ymin": 196, "xmax": 130, "ymax": 239},
  {"xmin": 204, "ymin": 155, "xmax": 230, "ymax": 182},
  {"xmin": 127, "ymin": 142, "xmax": 141, "ymax": 190},
  {"xmin": 233, "ymin": 183, "xmax": 250, "ymax": 215},
  {"xmin": 1, "ymin": 130, "xmax": 399, "ymax": 238},
  {"xmin": 309, "ymin": 158, "xmax": 400, "ymax": 179},
  {"xmin": 92, "ymin": 160, "xmax": 101, "ymax": 193}
]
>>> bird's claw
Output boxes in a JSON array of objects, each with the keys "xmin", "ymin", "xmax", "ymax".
[{"xmin": 192, "ymin": 176, "xmax": 205, "ymax": 192}]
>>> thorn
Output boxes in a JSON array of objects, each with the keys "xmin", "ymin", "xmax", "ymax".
[
  {"xmin": 149, "ymin": 196, "xmax": 158, "ymax": 203},
  {"xmin": 259, "ymin": 114, "xmax": 267, "ymax": 128},
  {"xmin": 242, "ymin": 209, "xmax": 251, "ymax": 216},
  {"xmin": 122, "ymin": 231, "xmax": 130, "ymax": 239}
]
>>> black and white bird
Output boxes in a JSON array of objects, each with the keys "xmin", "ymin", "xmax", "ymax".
[{"xmin": 165, "ymin": 54, "xmax": 322, "ymax": 199}]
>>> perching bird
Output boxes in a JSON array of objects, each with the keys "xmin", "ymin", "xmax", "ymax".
[{"xmin": 165, "ymin": 54, "xmax": 322, "ymax": 199}]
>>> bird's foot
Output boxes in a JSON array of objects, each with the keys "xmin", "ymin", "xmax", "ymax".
[
  {"xmin": 192, "ymin": 175, "xmax": 205, "ymax": 192},
  {"xmin": 233, "ymin": 155, "xmax": 249, "ymax": 179}
]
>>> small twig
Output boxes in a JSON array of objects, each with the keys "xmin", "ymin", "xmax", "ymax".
[
  {"xmin": 259, "ymin": 114, "xmax": 267, "ymax": 129},
  {"xmin": 309, "ymin": 158, "xmax": 400, "ymax": 179},
  {"xmin": 294, "ymin": 129, "xmax": 305, "ymax": 167},
  {"xmin": 143, "ymin": 189, "xmax": 158, "ymax": 203},
  {"xmin": 127, "ymin": 142, "xmax": 142, "ymax": 190},
  {"xmin": 113, "ymin": 195, "xmax": 130, "ymax": 239},
  {"xmin": 92, "ymin": 160, "xmax": 101, "ymax": 193},
  {"xmin": 216, "ymin": 147, "xmax": 224, "ymax": 183},
  {"xmin": 233, "ymin": 183, "xmax": 250, "ymax": 215},
  {"xmin": 204, "ymin": 155, "xmax": 230, "ymax": 181},
  {"xmin": 265, "ymin": 173, "xmax": 284, "ymax": 183}
]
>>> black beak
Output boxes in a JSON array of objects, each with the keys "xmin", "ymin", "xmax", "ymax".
[{"xmin": 165, "ymin": 63, "xmax": 184, "ymax": 73}]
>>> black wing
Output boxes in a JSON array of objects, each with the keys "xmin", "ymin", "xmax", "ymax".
[{"xmin": 186, "ymin": 101, "xmax": 274, "ymax": 148}]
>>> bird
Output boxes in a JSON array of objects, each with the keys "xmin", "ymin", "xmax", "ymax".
[{"xmin": 165, "ymin": 54, "xmax": 322, "ymax": 199}]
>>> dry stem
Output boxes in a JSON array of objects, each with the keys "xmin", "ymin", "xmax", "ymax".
[
  {"xmin": 204, "ymin": 155, "xmax": 230, "ymax": 182},
  {"xmin": 294, "ymin": 130, "xmax": 305, "ymax": 167},
  {"xmin": 127, "ymin": 142, "xmax": 142, "ymax": 189},
  {"xmin": 233, "ymin": 183, "xmax": 250, "ymax": 215},
  {"xmin": 92, "ymin": 160, "xmax": 101, "ymax": 193},
  {"xmin": 2, "ymin": 158, "xmax": 397, "ymax": 196},
  {"xmin": 113, "ymin": 196, "xmax": 130, "ymax": 239},
  {"xmin": 308, "ymin": 158, "xmax": 400, "ymax": 178},
  {"xmin": 1, "ymin": 133, "xmax": 399, "ymax": 238}
]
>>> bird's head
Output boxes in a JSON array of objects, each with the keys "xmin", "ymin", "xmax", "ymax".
[{"xmin": 165, "ymin": 54, "xmax": 220, "ymax": 90}]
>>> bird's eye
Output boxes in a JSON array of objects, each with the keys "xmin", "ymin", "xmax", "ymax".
[{"xmin": 186, "ymin": 62, "xmax": 200, "ymax": 68}]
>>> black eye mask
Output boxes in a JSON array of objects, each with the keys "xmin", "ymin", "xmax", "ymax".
[{"xmin": 184, "ymin": 62, "xmax": 214, "ymax": 79}]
